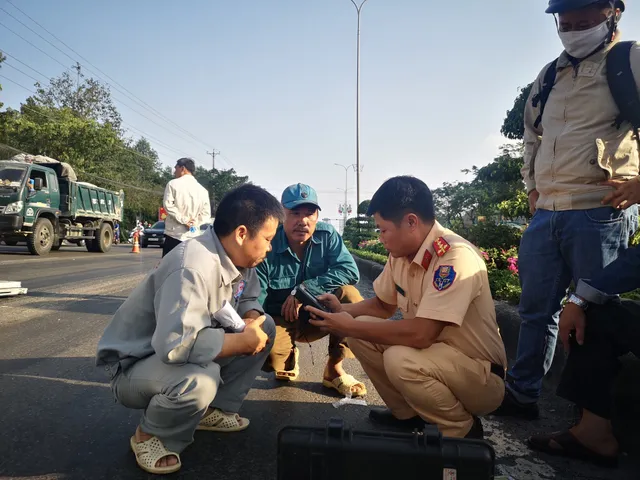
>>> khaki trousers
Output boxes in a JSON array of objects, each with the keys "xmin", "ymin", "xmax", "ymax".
[
  {"xmin": 348, "ymin": 316, "xmax": 505, "ymax": 438},
  {"xmin": 266, "ymin": 285, "xmax": 364, "ymax": 371}
]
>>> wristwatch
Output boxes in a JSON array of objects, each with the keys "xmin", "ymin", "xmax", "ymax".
[{"xmin": 566, "ymin": 293, "xmax": 589, "ymax": 310}]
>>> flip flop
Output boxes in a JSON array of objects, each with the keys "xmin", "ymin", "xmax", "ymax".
[
  {"xmin": 129, "ymin": 435, "xmax": 181, "ymax": 475},
  {"xmin": 197, "ymin": 408, "xmax": 250, "ymax": 432},
  {"xmin": 527, "ymin": 431, "xmax": 619, "ymax": 468},
  {"xmin": 275, "ymin": 347, "xmax": 299, "ymax": 381},
  {"xmin": 322, "ymin": 374, "xmax": 367, "ymax": 397}
]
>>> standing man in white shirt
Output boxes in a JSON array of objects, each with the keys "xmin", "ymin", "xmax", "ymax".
[{"xmin": 163, "ymin": 158, "xmax": 211, "ymax": 257}]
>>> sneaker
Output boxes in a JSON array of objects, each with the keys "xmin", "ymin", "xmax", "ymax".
[{"xmin": 491, "ymin": 389, "xmax": 539, "ymax": 420}]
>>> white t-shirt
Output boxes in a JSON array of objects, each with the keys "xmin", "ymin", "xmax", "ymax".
[{"xmin": 162, "ymin": 175, "xmax": 211, "ymax": 241}]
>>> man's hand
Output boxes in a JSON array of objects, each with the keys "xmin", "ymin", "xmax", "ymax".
[
  {"xmin": 600, "ymin": 177, "xmax": 640, "ymax": 209},
  {"xmin": 559, "ymin": 303, "xmax": 586, "ymax": 352},
  {"xmin": 242, "ymin": 316, "xmax": 270, "ymax": 355},
  {"xmin": 528, "ymin": 189, "xmax": 540, "ymax": 214},
  {"xmin": 306, "ymin": 306, "xmax": 354, "ymax": 337},
  {"xmin": 317, "ymin": 293, "xmax": 343, "ymax": 313},
  {"xmin": 281, "ymin": 294, "xmax": 301, "ymax": 323}
]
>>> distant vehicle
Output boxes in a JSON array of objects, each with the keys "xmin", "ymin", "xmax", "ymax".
[
  {"xmin": 0, "ymin": 157, "xmax": 124, "ymax": 256},
  {"xmin": 141, "ymin": 221, "xmax": 165, "ymax": 248}
]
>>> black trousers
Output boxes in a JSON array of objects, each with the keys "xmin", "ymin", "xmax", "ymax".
[
  {"xmin": 162, "ymin": 235, "xmax": 182, "ymax": 257},
  {"xmin": 557, "ymin": 299, "xmax": 640, "ymax": 419}
]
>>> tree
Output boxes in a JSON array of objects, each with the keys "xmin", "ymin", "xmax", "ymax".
[
  {"xmin": 501, "ymin": 83, "xmax": 533, "ymax": 140},
  {"xmin": 193, "ymin": 167, "xmax": 249, "ymax": 214},
  {"xmin": 358, "ymin": 199, "xmax": 371, "ymax": 215},
  {"xmin": 32, "ymin": 71, "xmax": 122, "ymax": 129}
]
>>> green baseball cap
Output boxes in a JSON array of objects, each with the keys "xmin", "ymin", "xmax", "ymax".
[{"xmin": 281, "ymin": 183, "xmax": 321, "ymax": 210}]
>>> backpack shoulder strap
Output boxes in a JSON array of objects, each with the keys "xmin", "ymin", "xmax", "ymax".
[
  {"xmin": 532, "ymin": 58, "xmax": 559, "ymax": 130},
  {"xmin": 606, "ymin": 41, "xmax": 640, "ymax": 129}
]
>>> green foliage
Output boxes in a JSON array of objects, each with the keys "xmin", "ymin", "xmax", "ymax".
[
  {"xmin": 498, "ymin": 190, "xmax": 530, "ymax": 220},
  {"xmin": 342, "ymin": 215, "xmax": 377, "ymax": 247},
  {"xmin": 433, "ymin": 144, "xmax": 529, "ymax": 226},
  {"xmin": 488, "ymin": 269, "xmax": 522, "ymax": 304},
  {"xmin": 32, "ymin": 71, "xmax": 122, "ymax": 129},
  {"xmin": 631, "ymin": 229, "xmax": 640, "ymax": 247},
  {"xmin": 0, "ymin": 51, "xmax": 5, "ymax": 110},
  {"xmin": 462, "ymin": 222, "xmax": 523, "ymax": 250},
  {"xmin": 501, "ymin": 83, "xmax": 533, "ymax": 140},
  {"xmin": 358, "ymin": 239, "xmax": 387, "ymax": 255},
  {"xmin": 348, "ymin": 247, "xmax": 388, "ymax": 265},
  {"xmin": 358, "ymin": 199, "xmax": 371, "ymax": 215},
  {"xmin": 193, "ymin": 166, "xmax": 249, "ymax": 214}
]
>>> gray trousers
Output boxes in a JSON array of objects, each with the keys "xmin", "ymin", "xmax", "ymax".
[{"xmin": 111, "ymin": 316, "xmax": 275, "ymax": 453}]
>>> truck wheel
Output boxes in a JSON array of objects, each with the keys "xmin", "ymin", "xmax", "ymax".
[
  {"xmin": 51, "ymin": 239, "xmax": 63, "ymax": 251},
  {"xmin": 85, "ymin": 239, "xmax": 98, "ymax": 252},
  {"xmin": 96, "ymin": 223, "xmax": 113, "ymax": 253},
  {"xmin": 27, "ymin": 218, "xmax": 54, "ymax": 256}
]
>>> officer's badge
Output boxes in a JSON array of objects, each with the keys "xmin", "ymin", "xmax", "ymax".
[
  {"xmin": 234, "ymin": 280, "xmax": 246, "ymax": 299},
  {"xmin": 433, "ymin": 237, "xmax": 450, "ymax": 257},
  {"xmin": 433, "ymin": 265, "xmax": 456, "ymax": 291},
  {"xmin": 421, "ymin": 250, "xmax": 432, "ymax": 270}
]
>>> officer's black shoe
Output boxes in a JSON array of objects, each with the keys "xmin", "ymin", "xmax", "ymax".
[
  {"xmin": 464, "ymin": 416, "xmax": 484, "ymax": 440},
  {"xmin": 490, "ymin": 389, "xmax": 540, "ymax": 420},
  {"xmin": 368, "ymin": 408, "xmax": 426, "ymax": 430}
]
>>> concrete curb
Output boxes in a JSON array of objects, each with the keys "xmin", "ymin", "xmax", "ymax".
[{"xmin": 352, "ymin": 253, "xmax": 640, "ymax": 456}]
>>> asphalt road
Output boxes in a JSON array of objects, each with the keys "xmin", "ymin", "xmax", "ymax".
[{"xmin": 0, "ymin": 243, "xmax": 637, "ymax": 480}]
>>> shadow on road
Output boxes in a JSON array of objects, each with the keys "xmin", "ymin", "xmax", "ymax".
[{"xmin": 0, "ymin": 356, "xmax": 375, "ymax": 480}]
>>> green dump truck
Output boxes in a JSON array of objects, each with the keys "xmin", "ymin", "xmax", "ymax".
[{"xmin": 0, "ymin": 158, "xmax": 124, "ymax": 256}]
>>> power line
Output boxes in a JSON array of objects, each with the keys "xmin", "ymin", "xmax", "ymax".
[
  {"xmin": 0, "ymin": 10, "xmax": 203, "ymax": 154},
  {"xmin": 4, "ymin": 0, "xmax": 215, "ymax": 150},
  {"xmin": 0, "ymin": 59, "xmax": 194, "ymax": 160},
  {"xmin": 0, "ymin": 75, "xmax": 181, "ymax": 169},
  {"xmin": 4, "ymin": 0, "xmax": 241, "ymax": 172},
  {"xmin": 0, "ymin": 21, "xmax": 71, "ymax": 72}
]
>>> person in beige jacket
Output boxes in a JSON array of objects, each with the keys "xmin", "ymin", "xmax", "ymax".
[{"xmin": 495, "ymin": 0, "xmax": 639, "ymax": 419}]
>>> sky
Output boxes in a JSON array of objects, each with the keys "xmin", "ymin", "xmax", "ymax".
[{"xmin": 1, "ymin": 0, "xmax": 639, "ymax": 222}]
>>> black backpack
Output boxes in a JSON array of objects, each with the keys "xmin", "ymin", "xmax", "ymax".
[{"xmin": 532, "ymin": 41, "xmax": 640, "ymax": 149}]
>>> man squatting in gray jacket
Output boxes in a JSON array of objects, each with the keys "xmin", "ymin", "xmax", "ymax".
[{"xmin": 96, "ymin": 184, "xmax": 284, "ymax": 474}]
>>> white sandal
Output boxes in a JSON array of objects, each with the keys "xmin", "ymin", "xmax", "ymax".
[
  {"xmin": 129, "ymin": 435, "xmax": 181, "ymax": 475},
  {"xmin": 197, "ymin": 408, "xmax": 250, "ymax": 432}
]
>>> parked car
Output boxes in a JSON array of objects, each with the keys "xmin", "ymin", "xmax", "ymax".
[{"xmin": 141, "ymin": 221, "xmax": 165, "ymax": 248}]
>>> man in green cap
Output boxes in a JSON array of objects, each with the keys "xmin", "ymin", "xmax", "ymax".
[{"xmin": 256, "ymin": 183, "xmax": 366, "ymax": 397}]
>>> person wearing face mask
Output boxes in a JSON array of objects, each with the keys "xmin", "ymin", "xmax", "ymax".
[
  {"xmin": 256, "ymin": 183, "xmax": 366, "ymax": 397},
  {"xmin": 493, "ymin": 0, "xmax": 640, "ymax": 420}
]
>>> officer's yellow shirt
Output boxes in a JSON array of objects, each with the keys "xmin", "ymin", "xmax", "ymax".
[{"xmin": 373, "ymin": 221, "xmax": 507, "ymax": 368}]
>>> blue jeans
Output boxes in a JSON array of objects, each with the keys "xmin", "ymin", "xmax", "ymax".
[{"xmin": 508, "ymin": 206, "xmax": 638, "ymax": 403}]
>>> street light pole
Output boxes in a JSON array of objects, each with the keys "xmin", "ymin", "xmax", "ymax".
[
  {"xmin": 335, "ymin": 163, "xmax": 356, "ymax": 229},
  {"xmin": 349, "ymin": 0, "xmax": 368, "ymax": 212}
]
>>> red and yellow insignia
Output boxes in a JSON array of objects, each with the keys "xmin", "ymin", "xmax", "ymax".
[
  {"xmin": 421, "ymin": 250, "xmax": 432, "ymax": 270},
  {"xmin": 433, "ymin": 237, "xmax": 450, "ymax": 257}
]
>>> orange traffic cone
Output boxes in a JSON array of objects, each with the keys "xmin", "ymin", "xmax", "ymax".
[{"xmin": 131, "ymin": 232, "xmax": 141, "ymax": 254}]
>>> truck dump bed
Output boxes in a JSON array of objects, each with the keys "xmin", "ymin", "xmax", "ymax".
[{"xmin": 71, "ymin": 181, "xmax": 123, "ymax": 221}]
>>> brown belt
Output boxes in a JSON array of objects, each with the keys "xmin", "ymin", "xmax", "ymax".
[{"xmin": 491, "ymin": 363, "xmax": 506, "ymax": 380}]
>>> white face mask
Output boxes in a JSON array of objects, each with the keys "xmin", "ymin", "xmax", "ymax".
[{"xmin": 558, "ymin": 19, "xmax": 611, "ymax": 58}]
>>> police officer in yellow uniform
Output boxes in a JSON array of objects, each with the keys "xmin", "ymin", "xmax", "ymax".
[{"xmin": 306, "ymin": 176, "xmax": 507, "ymax": 439}]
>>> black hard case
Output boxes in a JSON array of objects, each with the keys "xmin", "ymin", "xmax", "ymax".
[{"xmin": 277, "ymin": 418, "xmax": 496, "ymax": 480}]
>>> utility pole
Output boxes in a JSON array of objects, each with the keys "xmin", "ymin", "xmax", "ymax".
[
  {"xmin": 73, "ymin": 62, "xmax": 82, "ymax": 87},
  {"xmin": 206, "ymin": 150, "xmax": 218, "ymax": 171},
  {"xmin": 349, "ymin": 0, "xmax": 369, "ymax": 211}
]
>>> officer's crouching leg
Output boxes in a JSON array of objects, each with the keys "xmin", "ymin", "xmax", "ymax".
[{"xmin": 213, "ymin": 315, "xmax": 276, "ymax": 413}]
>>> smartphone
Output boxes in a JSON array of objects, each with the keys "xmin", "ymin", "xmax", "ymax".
[{"xmin": 292, "ymin": 284, "xmax": 329, "ymax": 319}]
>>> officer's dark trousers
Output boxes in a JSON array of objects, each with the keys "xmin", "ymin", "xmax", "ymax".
[{"xmin": 557, "ymin": 299, "xmax": 640, "ymax": 419}]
